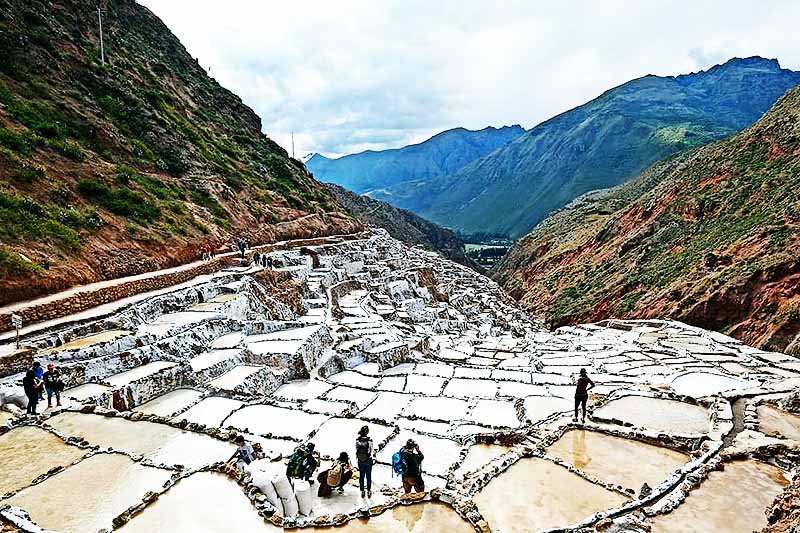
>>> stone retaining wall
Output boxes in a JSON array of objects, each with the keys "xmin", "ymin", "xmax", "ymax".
[{"xmin": 0, "ymin": 259, "xmax": 228, "ymax": 335}]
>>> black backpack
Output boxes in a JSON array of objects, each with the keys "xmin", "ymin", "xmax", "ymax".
[{"xmin": 355, "ymin": 438, "xmax": 371, "ymax": 462}]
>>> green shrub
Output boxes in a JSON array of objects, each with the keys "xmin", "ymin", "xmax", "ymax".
[
  {"xmin": 0, "ymin": 191, "xmax": 82, "ymax": 251},
  {"xmin": 13, "ymin": 163, "xmax": 45, "ymax": 183},
  {"xmin": 0, "ymin": 127, "xmax": 35, "ymax": 154},
  {"xmin": 77, "ymin": 179, "xmax": 161, "ymax": 222},
  {"xmin": 48, "ymin": 139, "xmax": 85, "ymax": 161},
  {"xmin": 0, "ymin": 247, "xmax": 43, "ymax": 278}
]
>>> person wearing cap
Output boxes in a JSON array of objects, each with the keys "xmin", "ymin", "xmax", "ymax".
[
  {"xmin": 43, "ymin": 363, "xmax": 64, "ymax": 408},
  {"xmin": 400, "ymin": 439, "xmax": 425, "ymax": 494},
  {"xmin": 22, "ymin": 362, "xmax": 43, "ymax": 415}
]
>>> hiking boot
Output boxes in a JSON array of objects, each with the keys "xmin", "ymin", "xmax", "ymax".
[
  {"xmin": 571, "ymin": 416, "xmax": 577, "ymax": 422},
  {"xmin": 47, "ymin": 402, "xmax": 52, "ymax": 409},
  {"xmin": 337, "ymin": 487, "xmax": 344, "ymax": 494},
  {"xmin": 367, "ymin": 489, "xmax": 372, "ymax": 498},
  {"xmin": 361, "ymin": 490, "xmax": 365, "ymax": 498},
  {"xmin": 56, "ymin": 402, "xmax": 62, "ymax": 407}
]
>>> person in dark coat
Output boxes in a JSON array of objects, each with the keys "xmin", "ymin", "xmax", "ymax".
[{"xmin": 23, "ymin": 362, "xmax": 43, "ymax": 415}]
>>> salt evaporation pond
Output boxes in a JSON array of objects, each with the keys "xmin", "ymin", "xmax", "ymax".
[
  {"xmin": 669, "ymin": 372, "xmax": 748, "ymax": 397},
  {"xmin": 0, "ymin": 426, "xmax": 87, "ymax": 495},
  {"xmin": 6, "ymin": 453, "xmax": 171, "ymax": 533},
  {"xmin": 651, "ymin": 461, "xmax": 787, "ymax": 533},
  {"xmin": 453, "ymin": 443, "xmax": 511, "ymax": 480},
  {"xmin": 121, "ymin": 472, "xmax": 269, "ymax": 532},
  {"xmin": 475, "ymin": 457, "xmax": 628, "ymax": 532},
  {"xmin": 225, "ymin": 404, "xmax": 328, "ymax": 439},
  {"xmin": 312, "ymin": 418, "xmax": 394, "ymax": 458},
  {"xmin": 547, "ymin": 430, "xmax": 688, "ymax": 491},
  {"xmin": 177, "ymin": 396, "xmax": 243, "ymax": 427},
  {"xmin": 134, "ymin": 388, "xmax": 203, "ymax": 417},
  {"xmin": 756, "ymin": 404, "xmax": 800, "ymax": 441},
  {"xmin": 593, "ymin": 396, "xmax": 709, "ymax": 435},
  {"xmin": 47, "ymin": 412, "xmax": 233, "ymax": 468},
  {"xmin": 44, "ymin": 329, "xmax": 130, "ymax": 353}
]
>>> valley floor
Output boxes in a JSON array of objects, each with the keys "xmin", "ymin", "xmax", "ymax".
[{"xmin": 0, "ymin": 230, "xmax": 798, "ymax": 532}]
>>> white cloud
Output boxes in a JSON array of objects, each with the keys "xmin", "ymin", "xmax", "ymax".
[{"xmin": 138, "ymin": 0, "xmax": 800, "ymax": 158}]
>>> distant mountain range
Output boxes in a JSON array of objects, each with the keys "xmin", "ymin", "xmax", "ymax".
[
  {"xmin": 306, "ymin": 124, "xmax": 524, "ymax": 202},
  {"xmin": 310, "ymin": 57, "xmax": 800, "ymax": 238},
  {"xmin": 495, "ymin": 85, "xmax": 800, "ymax": 354}
]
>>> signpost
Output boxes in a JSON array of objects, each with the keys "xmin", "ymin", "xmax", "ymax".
[{"xmin": 11, "ymin": 314, "xmax": 22, "ymax": 349}]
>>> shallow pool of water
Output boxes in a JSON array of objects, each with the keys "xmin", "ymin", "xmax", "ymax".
[
  {"xmin": 669, "ymin": 372, "xmax": 748, "ymax": 397},
  {"xmin": 757, "ymin": 404, "xmax": 800, "ymax": 441},
  {"xmin": 44, "ymin": 330, "xmax": 130, "ymax": 353},
  {"xmin": 452, "ymin": 443, "xmax": 511, "ymax": 480},
  {"xmin": 48, "ymin": 412, "xmax": 233, "ymax": 468},
  {"xmin": 6, "ymin": 453, "xmax": 171, "ymax": 533},
  {"xmin": 547, "ymin": 430, "xmax": 689, "ymax": 491},
  {"xmin": 650, "ymin": 460, "xmax": 787, "ymax": 533},
  {"xmin": 475, "ymin": 457, "xmax": 628, "ymax": 532},
  {"xmin": 134, "ymin": 389, "xmax": 203, "ymax": 418},
  {"xmin": 593, "ymin": 396, "xmax": 708, "ymax": 435},
  {"xmin": 120, "ymin": 472, "xmax": 267, "ymax": 532},
  {"xmin": 0, "ymin": 426, "xmax": 87, "ymax": 495}
]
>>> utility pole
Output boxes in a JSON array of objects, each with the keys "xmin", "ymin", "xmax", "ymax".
[
  {"xmin": 291, "ymin": 132, "xmax": 295, "ymax": 159},
  {"xmin": 97, "ymin": 5, "xmax": 105, "ymax": 65}
]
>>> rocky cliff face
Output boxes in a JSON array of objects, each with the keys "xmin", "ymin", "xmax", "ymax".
[
  {"xmin": 495, "ymin": 86, "xmax": 800, "ymax": 355},
  {"xmin": 325, "ymin": 183, "xmax": 475, "ymax": 268},
  {"xmin": 417, "ymin": 57, "xmax": 800, "ymax": 237},
  {"xmin": 0, "ymin": 0, "xmax": 360, "ymax": 305}
]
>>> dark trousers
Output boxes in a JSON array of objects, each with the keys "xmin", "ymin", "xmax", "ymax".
[
  {"xmin": 402, "ymin": 476, "xmax": 424, "ymax": 493},
  {"xmin": 358, "ymin": 460, "xmax": 372, "ymax": 492},
  {"xmin": 575, "ymin": 394, "xmax": 588, "ymax": 419},
  {"xmin": 26, "ymin": 393, "xmax": 39, "ymax": 414}
]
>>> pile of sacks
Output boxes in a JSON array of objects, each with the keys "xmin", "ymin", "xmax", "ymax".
[{"xmin": 246, "ymin": 460, "xmax": 313, "ymax": 517}]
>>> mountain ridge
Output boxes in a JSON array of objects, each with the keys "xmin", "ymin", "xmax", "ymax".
[
  {"xmin": 494, "ymin": 85, "xmax": 800, "ymax": 354},
  {"xmin": 417, "ymin": 56, "xmax": 800, "ymax": 237}
]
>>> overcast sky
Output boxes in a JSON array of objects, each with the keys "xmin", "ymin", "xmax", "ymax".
[{"xmin": 139, "ymin": 0, "xmax": 800, "ymax": 158}]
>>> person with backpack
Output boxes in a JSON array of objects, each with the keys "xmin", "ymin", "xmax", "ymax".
[
  {"xmin": 22, "ymin": 362, "xmax": 43, "ymax": 415},
  {"xmin": 317, "ymin": 452, "xmax": 353, "ymax": 497},
  {"xmin": 398, "ymin": 439, "xmax": 425, "ymax": 494},
  {"xmin": 43, "ymin": 363, "xmax": 64, "ymax": 409},
  {"xmin": 355, "ymin": 425, "xmax": 374, "ymax": 498},
  {"xmin": 286, "ymin": 442, "xmax": 319, "ymax": 484},
  {"xmin": 573, "ymin": 368, "xmax": 595, "ymax": 423}
]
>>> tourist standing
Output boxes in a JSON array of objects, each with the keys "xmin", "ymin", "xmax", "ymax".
[
  {"xmin": 43, "ymin": 362, "xmax": 64, "ymax": 408},
  {"xmin": 573, "ymin": 368, "xmax": 595, "ymax": 423},
  {"xmin": 22, "ymin": 362, "xmax": 43, "ymax": 415},
  {"xmin": 399, "ymin": 439, "xmax": 425, "ymax": 494},
  {"xmin": 355, "ymin": 425, "xmax": 374, "ymax": 498},
  {"xmin": 287, "ymin": 442, "xmax": 319, "ymax": 484}
]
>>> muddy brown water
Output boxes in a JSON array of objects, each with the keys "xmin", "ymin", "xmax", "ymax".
[
  {"xmin": 650, "ymin": 460, "xmax": 787, "ymax": 533},
  {"xmin": 0, "ymin": 426, "xmax": 87, "ymax": 495},
  {"xmin": 5, "ymin": 453, "xmax": 171, "ymax": 533},
  {"xmin": 756, "ymin": 404, "xmax": 800, "ymax": 441},
  {"xmin": 47, "ymin": 412, "xmax": 234, "ymax": 468},
  {"xmin": 474, "ymin": 457, "xmax": 629, "ymax": 532},
  {"xmin": 547, "ymin": 429, "xmax": 689, "ymax": 491}
]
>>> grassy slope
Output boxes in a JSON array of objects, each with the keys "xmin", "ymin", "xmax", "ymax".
[
  {"xmin": 495, "ymin": 86, "xmax": 800, "ymax": 354},
  {"xmin": 419, "ymin": 58, "xmax": 800, "ymax": 237},
  {"xmin": 0, "ymin": 0, "xmax": 359, "ymax": 304}
]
